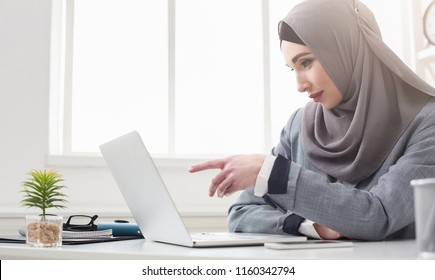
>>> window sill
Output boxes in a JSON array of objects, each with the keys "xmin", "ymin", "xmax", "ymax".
[{"xmin": 45, "ymin": 154, "xmax": 212, "ymax": 169}]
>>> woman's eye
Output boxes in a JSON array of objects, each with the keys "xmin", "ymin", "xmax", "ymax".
[{"xmin": 300, "ymin": 59, "xmax": 312, "ymax": 68}]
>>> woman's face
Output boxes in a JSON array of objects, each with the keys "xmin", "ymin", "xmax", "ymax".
[{"xmin": 282, "ymin": 40, "xmax": 343, "ymax": 110}]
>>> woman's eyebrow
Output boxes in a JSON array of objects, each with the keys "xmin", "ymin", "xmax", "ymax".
[{"xmin": 291, "ymin": 52, "xmax": 312, "ymax": 64}]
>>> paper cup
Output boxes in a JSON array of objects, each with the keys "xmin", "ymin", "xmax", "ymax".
[{"xmin": 410, "ymin": 178, "xmax": 435, "ymax": 258}]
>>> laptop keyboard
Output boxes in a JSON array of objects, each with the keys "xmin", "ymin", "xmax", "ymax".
[{"xmin": 191, "ymin": 232, "xmax": 262, "ymax": 240}]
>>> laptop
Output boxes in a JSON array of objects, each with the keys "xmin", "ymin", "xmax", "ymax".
[{"xmin": 99, "ymin": 131, "xmax": 307, "ymax": 247}]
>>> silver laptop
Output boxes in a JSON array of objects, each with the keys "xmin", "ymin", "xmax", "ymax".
[{"xmin": 99, "ymin": 131, "xmax": 306, "ymax": 247}]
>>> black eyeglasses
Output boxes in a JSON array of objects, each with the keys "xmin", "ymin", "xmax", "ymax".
[{"xmin": 63, "ymin": 215, "xmax": 98, "ymax": 231}]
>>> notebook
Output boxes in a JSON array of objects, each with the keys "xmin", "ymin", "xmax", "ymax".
[{"xmin": 99, "ymin": 131, "xmax": 307, "ymax": 247}]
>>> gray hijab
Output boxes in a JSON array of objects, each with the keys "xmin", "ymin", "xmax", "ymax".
[{"xmin": 281, "ymin": 0, "xmax": 435, "ymax": 183}]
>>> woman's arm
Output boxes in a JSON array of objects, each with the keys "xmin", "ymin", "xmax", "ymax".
[
  {"xmin": 228, "ymin": 188, "xmax": 292, "ymax": 235},
  {"xmin": 267, "ymin": 113, "xmax": 435, "ymax": 240},
  {"xmin": 228, "ymin": 105, "xmax": 435, "ymax": 240}
]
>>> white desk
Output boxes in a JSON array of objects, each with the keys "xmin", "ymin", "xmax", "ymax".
[{"xmin": 0, "ymin": 239, "xmax": 425, "ymax": 260}]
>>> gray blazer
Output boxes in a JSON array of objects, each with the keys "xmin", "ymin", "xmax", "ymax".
[{"xmin": 228, "ymin": 97, "xmax": 435, "ymax": 240}]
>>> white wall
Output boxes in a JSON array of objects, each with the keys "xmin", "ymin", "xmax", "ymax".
[
  {"xmin": 0, "ymin": 0, "xmax": 52, "ymax": 213},
  {"xmin": 0, "ymin": 0, "xmax": 235, "ymax": 233}
]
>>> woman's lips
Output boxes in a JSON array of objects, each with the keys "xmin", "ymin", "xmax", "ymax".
[{"xmin": 309, "ymin": 91, "xmax": 323, "ymax": 102}]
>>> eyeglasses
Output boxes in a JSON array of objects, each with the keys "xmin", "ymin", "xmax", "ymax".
[{"xmin": 63, "ymin": 215, "xmax": 98, "ymax": 231}]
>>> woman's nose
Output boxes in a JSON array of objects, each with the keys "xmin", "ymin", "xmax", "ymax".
[{"xmin": 296, "ymin": 74, "xmax": 310, "ymax": 93}]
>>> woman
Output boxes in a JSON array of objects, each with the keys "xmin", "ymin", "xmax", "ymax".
[{"xmin": 189, "ymin": 0, "xmax": 435, "ymax": 240}]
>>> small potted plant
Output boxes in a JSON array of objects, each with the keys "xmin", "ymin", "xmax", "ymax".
[{"xmin": 20, "ymin": 169, "xmax": 68, "ymax": 247}]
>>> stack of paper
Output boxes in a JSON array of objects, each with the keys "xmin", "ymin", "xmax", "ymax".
[{"xmin": 62, "ymin": 229, "xmax": 113, "ymax": 239}]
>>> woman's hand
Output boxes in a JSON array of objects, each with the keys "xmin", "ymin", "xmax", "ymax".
[
  {"xmin": 189, "ymin": 154, "xmax": 266, "ymax": 198},
  {"xmin": 313, "ymin": 223, "xmax": 344, "ymax": 240}
]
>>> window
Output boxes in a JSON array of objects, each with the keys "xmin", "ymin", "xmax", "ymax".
[
  {"xmin": 51, "ymin": 0, "xmax": 410, "ymax": 157},
  {"xmin": 175, "ymin": 0, "xmax": 264, "ymax": 155},
  {"xmin": 63, "ymin": 0, "xmax": 169, "ymax": 154}
]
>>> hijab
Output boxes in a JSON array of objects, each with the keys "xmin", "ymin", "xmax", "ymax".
[{"xmin": 279, "ymin": 0, "xmax": 435, "ymax": 184}]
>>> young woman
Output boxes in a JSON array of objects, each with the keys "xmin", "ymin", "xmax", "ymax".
[{"xmin": 189, "ymin": 0, "xmax": 435, "ymax": 240}]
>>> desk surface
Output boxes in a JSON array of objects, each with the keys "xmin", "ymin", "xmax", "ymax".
[{"xmin": 0, "ymin": 239, "xmax": 426, "ymax": 260}]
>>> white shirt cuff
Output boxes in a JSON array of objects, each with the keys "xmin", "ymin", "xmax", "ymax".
[
  {"xmin": 298, "ymin": 219, "xmax": 321, "ymax": 239},
  {"xmin": 254, "ymin": 155, "xmax": 276, "ymax": 197}
]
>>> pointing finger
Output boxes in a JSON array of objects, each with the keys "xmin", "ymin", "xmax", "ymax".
[{"xmin": 188, "ymin": 158, "xmax": 226, "ymax": 173}]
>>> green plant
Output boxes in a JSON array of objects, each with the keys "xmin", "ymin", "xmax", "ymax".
[{"xmin": 20, "ymin": 169, "xmax": 68, "ymax": 219}]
